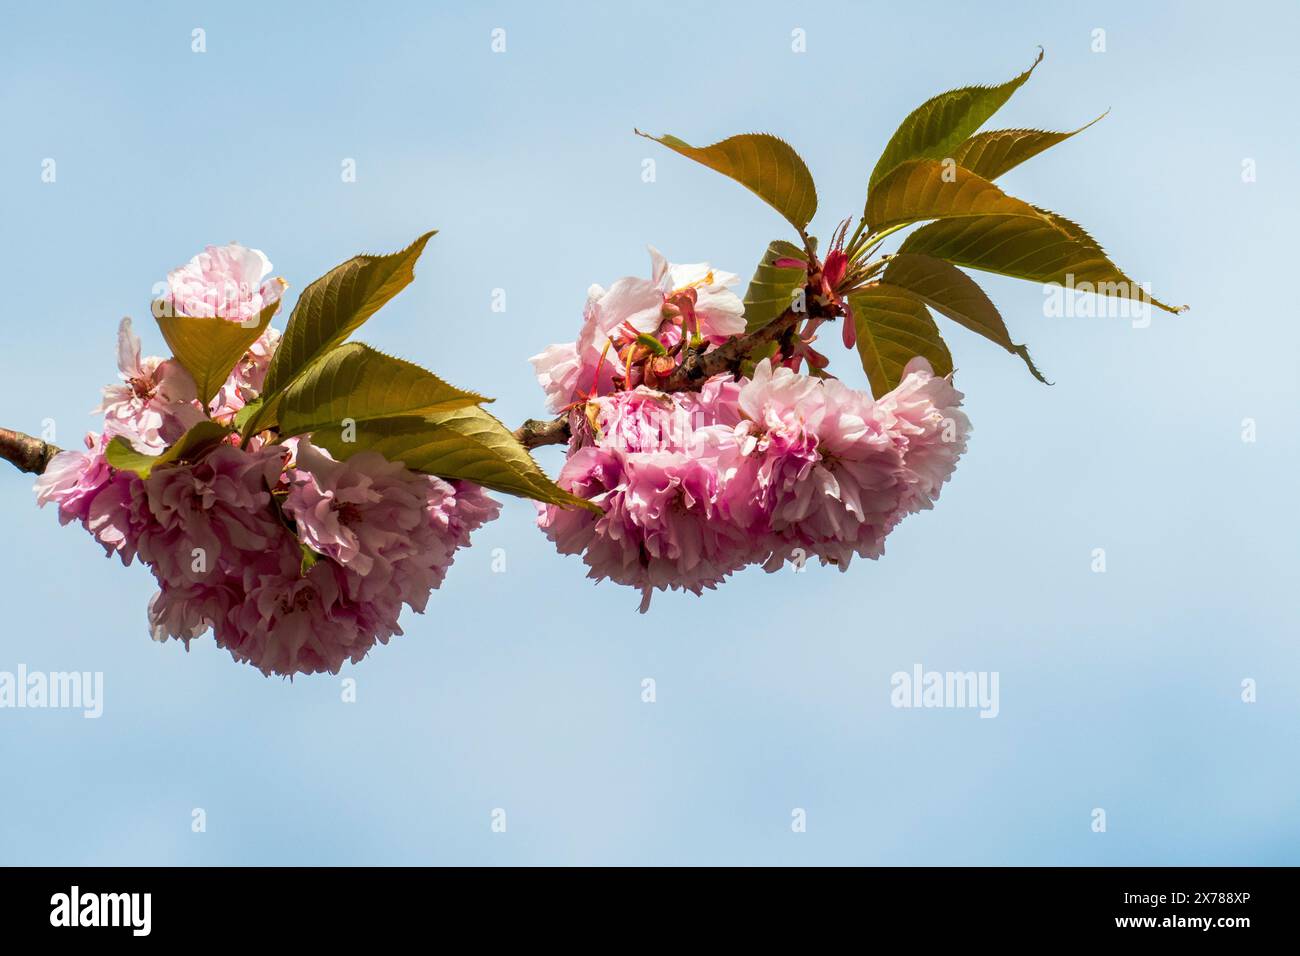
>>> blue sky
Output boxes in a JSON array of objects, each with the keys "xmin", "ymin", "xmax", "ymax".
[{"xmin": 1, "ymin": 0, "xmax": 1296, "ymax": 864}]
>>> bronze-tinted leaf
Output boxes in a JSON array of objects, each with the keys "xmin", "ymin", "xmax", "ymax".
[
  {"xmin": 882, "ymin": 252, "xmax": 1047, "ymax": 382},
  {"xmin": 308, "ymin": 406, "xmax": 598, "ymax": 512},
  {"xmin": 849, "ymin": 284, "xmax": 953, "ymax": 397},
  {"xmin": 276, "ymin": 342, "xmax": 488, "ymax": 440},
  {"xmin": 742, "ymin": 240, "xmax": 808, "ymax": 332},
  {"xmin": 104, "ymin": 420, "xmax": 232, "ymax": 479},
  {"xmin": 154, "ymin": 294, "xmax": 281, "ymax": 405},
  {"xmin": 864, "ymin": 159, "xmax": 1047, "ymax": 232},
  {"xmin": 260, "ymin": 231, "xmax": 436, "ymax": 410},
  {"xmin": 867, "ymin": 50, "xmax": 1043, "ymax": 192},
  {"xmin": 637, "ymin": 131, "xmax": 818, "ymax": 232},
  {"xmin": 949, "ymin": 113, "xmax": 1106, "ymax": 181},
  {"xmin": 898, "ymin": 209, "xmax": 1185, "ymax": 314}
]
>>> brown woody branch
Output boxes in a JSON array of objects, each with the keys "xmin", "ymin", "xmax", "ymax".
[
  {"xmin": 513, "ymin": 415, "xmax": 572, "ymax": 451},
  {"xmin": 0, "ymin": 428, "xmax": 61, "ymax": 476}
]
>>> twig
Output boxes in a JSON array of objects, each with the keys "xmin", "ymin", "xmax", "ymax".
[
  {"xmin": 0, "ymin": 428, "xmax": 61, "ymax": 476},
  {"xmin": 513, "ymin": 416, "xmax": 571, "ymax": 451},
  {"xmin": 660, "ymin": 305, "xmax": 802, "ymax": 391}
]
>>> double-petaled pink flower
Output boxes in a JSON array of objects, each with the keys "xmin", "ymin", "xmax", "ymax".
[
  {"xmin": 36, "ymin": 268, "xmax": 500, "ymax": 676},
  {"xmin": 534, "ymin": 260, "xmax": 973, "ymax": 610},
  {"xmin": 163, "ymin": 241, "xmax": 287, "ymax": 325},
  {"xmin": 96, "ymin": 318, "xmax": 206, "ymax": 453},
  {"xmin": 530, "ymin": 247, "xmax": 744, "ymax": 412}
]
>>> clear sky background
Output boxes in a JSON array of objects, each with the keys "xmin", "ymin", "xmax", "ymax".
[{"xmin": 1, "ymin": 0, "xmax": 1296, "ymax": 865}]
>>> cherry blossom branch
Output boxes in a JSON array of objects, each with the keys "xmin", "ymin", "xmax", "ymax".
[
  {"xmin": 0, "ymin": 428, "xmax": 60, "ymax": 476},
  {"xmin": 3, "ymin": 306, "xmax": 811, "ymax": 464},
  {"xmin": 662, "ymin": 304, "xmax": 804, "ymax": 391}
]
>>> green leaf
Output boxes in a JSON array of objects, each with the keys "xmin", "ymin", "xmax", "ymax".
[
  {"xmin": 307, "ymin": 405, "xmax": 599, "ymax": 512},
  {"xmin": 104, "ymin": 420, "xmax": 232, "ymax": 479},
  {"xmin": 849, "ymin": 284, "xmax": 953, "ymax": 397},
  {"xmin": 868, "ymin": 49, "xmax": 1043, "ymax": 192},
  {"xmin": 742, "ymin": 240, "xmax": 808, "ymax": 333},
  {"xmin": 232, "ymin": 398, "xmax": 262, "ymax": 434},
  {"xmin": 882, "ymin": 252, "xmax": 1047, "ymax": 383},
  {"xmin": 897, "ymin": 209, "xmax": 1186, "ymax": 314},
  {"xmin": 257, "ymin": 231, "xmax": 436, "ymax": 423},
  {"xmin": 275, "ymin": 342, "xmax": 489, "ymax": 440},
  {"xmin": 299, "ymin": 543, "xmax": 322, "ymax": 577},
  {"xmin": 949, "ymin": 113, "xmax": 1107, "ymax": 181},
  {"xmin": 636, "ymin": 131, "xmax": 818, "ymax": 233},
  {"xmin": 864, "ymin": 159, "xmax": 1048, "ymax": 232},
  {"xmin": 153, "ymin": 294, "xmax": 281, "ymax": 405}
]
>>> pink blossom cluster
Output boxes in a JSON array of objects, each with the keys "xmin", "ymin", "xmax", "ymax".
[
  {"xmin": 35, "ymin": 244, "xmax": 498, "ymax": 676},
  {"xmin": 534, "ymin": 251, "xmax": 971, "ymax": 611},
  {"xmin": 161, "ymin": 241, "xmax": 287, "ymax": 325},
  {"xmin": 530, "ymin": 247, "xmax": 745, "ymax": 411}
]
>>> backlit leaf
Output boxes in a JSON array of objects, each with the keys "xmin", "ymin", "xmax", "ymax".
[
  {"xmin": 897, "ymin": 209, "xmax": 1186, "ymax": 314},
  {"xmin": 276, "ymin": 342, "xmax": 488, "ymax": 440},
  {"xmin": 742, "ymin": 240, "xmax": 808, "ymax": 332},
  {"xmin": 849, "ymin": 284, "xmax": 953, "ymax": 397},
  {"xmin": 154, "ymin": 294, "xmax": 281, "ymax": 405},
  {"xmin": 637, "ymin": 131, "xmax": 818, "ymax": 233},
  {"xmin": 104, "ymin": 420, "xmax": 232, "ymax": 479},
  {"xmin": 882, "ymin": 252, "xmax": 1047, "ymax": 382},
  {"xmin": 258, "ymin": 231, "xmax": 436, "ymax": 419},
  {"xmin": 308, "ymin": 406, "xmax": 598, "ymax": 512},
  {"xmin": 949, "ymin": 113, "xmax": 1106, "ymax": 181},
  {"xmin": 868, "ymin": 49, "xmax": 1043, "ymax": 192},
  {"xmin": 865, "ymin": 160, "xmax": 1048, "ymax": 232}
]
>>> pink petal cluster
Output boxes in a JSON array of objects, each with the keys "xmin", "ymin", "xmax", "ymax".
[
  {"xmin": 537, "ymin": 355, "xmax": 970, "ymax": 611},
  {"xmin": 732, "ymin": 357, "xmax": 970, "ymax": 570},
  {"xmin": 36, "ymin": 263, "xmax": 499, "ymax": 676},
  {"xmin": 530, "ymin": 247, "xmax": 744, "ymax": 412},
  {"xmin": 162, "ymin": 241, "xmax": 287, "ymax": 325},
  {"xmin": 96, "ymin": 318, "xmax": 206, "ymax": 453},
  {"xmin": 540, "ymin": 380, "xmax": 753, "ymax": 611},
  {"xmin": 208, "ymin": 326, "xmax": 280, "ymax": 425}
]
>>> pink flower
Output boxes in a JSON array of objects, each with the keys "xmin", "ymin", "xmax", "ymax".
[
  {"xmin": 529, "ymin": 341, "xmax": 583, "ymax": 415},
  {"xmin": 147, "ymin": 581, "xmax": 240, "ymax": 646},
  {"xmin": 135, "ymin": 444, "xmax": 291, "ymax": 589},
  {"xmin": 34, "ymin": 432, "xmax": 113, "ymax": 525},
  {"xmin": 649, "ymin": 247, "xmax": 745, "ymax": 343},
  {"xmin": 538, "ymin": 384, "xmax": 754, "ymax": 611},
  {"xmin": 732, "ymin": 358, "xmax": 969, "ymax": 570},
  {"xmin": 38, "ymin": 420, "xmax": 502, "ymax": 676},
  {"xmin": 223, "ymin": 548, "xmax": 370, "ymax": 676},
  {"xmin": 135, "ymin": 441, "xmax": 416, "ymax": 677},
  {"xmin": 538, "ymin": 356, "xmax": 971, "ymax": 604},
  {"xmin": 35, "ymin": 251, "xmax": 505, "ymax": 676},
  {"xmin": 163, "ymin": 242, "xmax": 286, "ymax": 325},
  {"xmin": 209, "ymin": 326, "xmax": 280, "ymax": 424},
  {"xmin": 529, "ymin": 248, "xmax": 744, "ymax": 412},
  {"xmin": 285, "ymin": 440, "xmax": 439, "ymax": 580},
  {"xmin": 424, "ymin": 478, "xmax": 502, "ymax": 591},
  {"xmin": 871, "ymin": 357, "xmax": 972, "ymax": 516},
  {"xmin": 34, "ymin": 430, "xmax": 149, "ymax": 564},
  {"xmin": 96, "ymin": 318, "xmax": 205, "ymax": 453}
]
